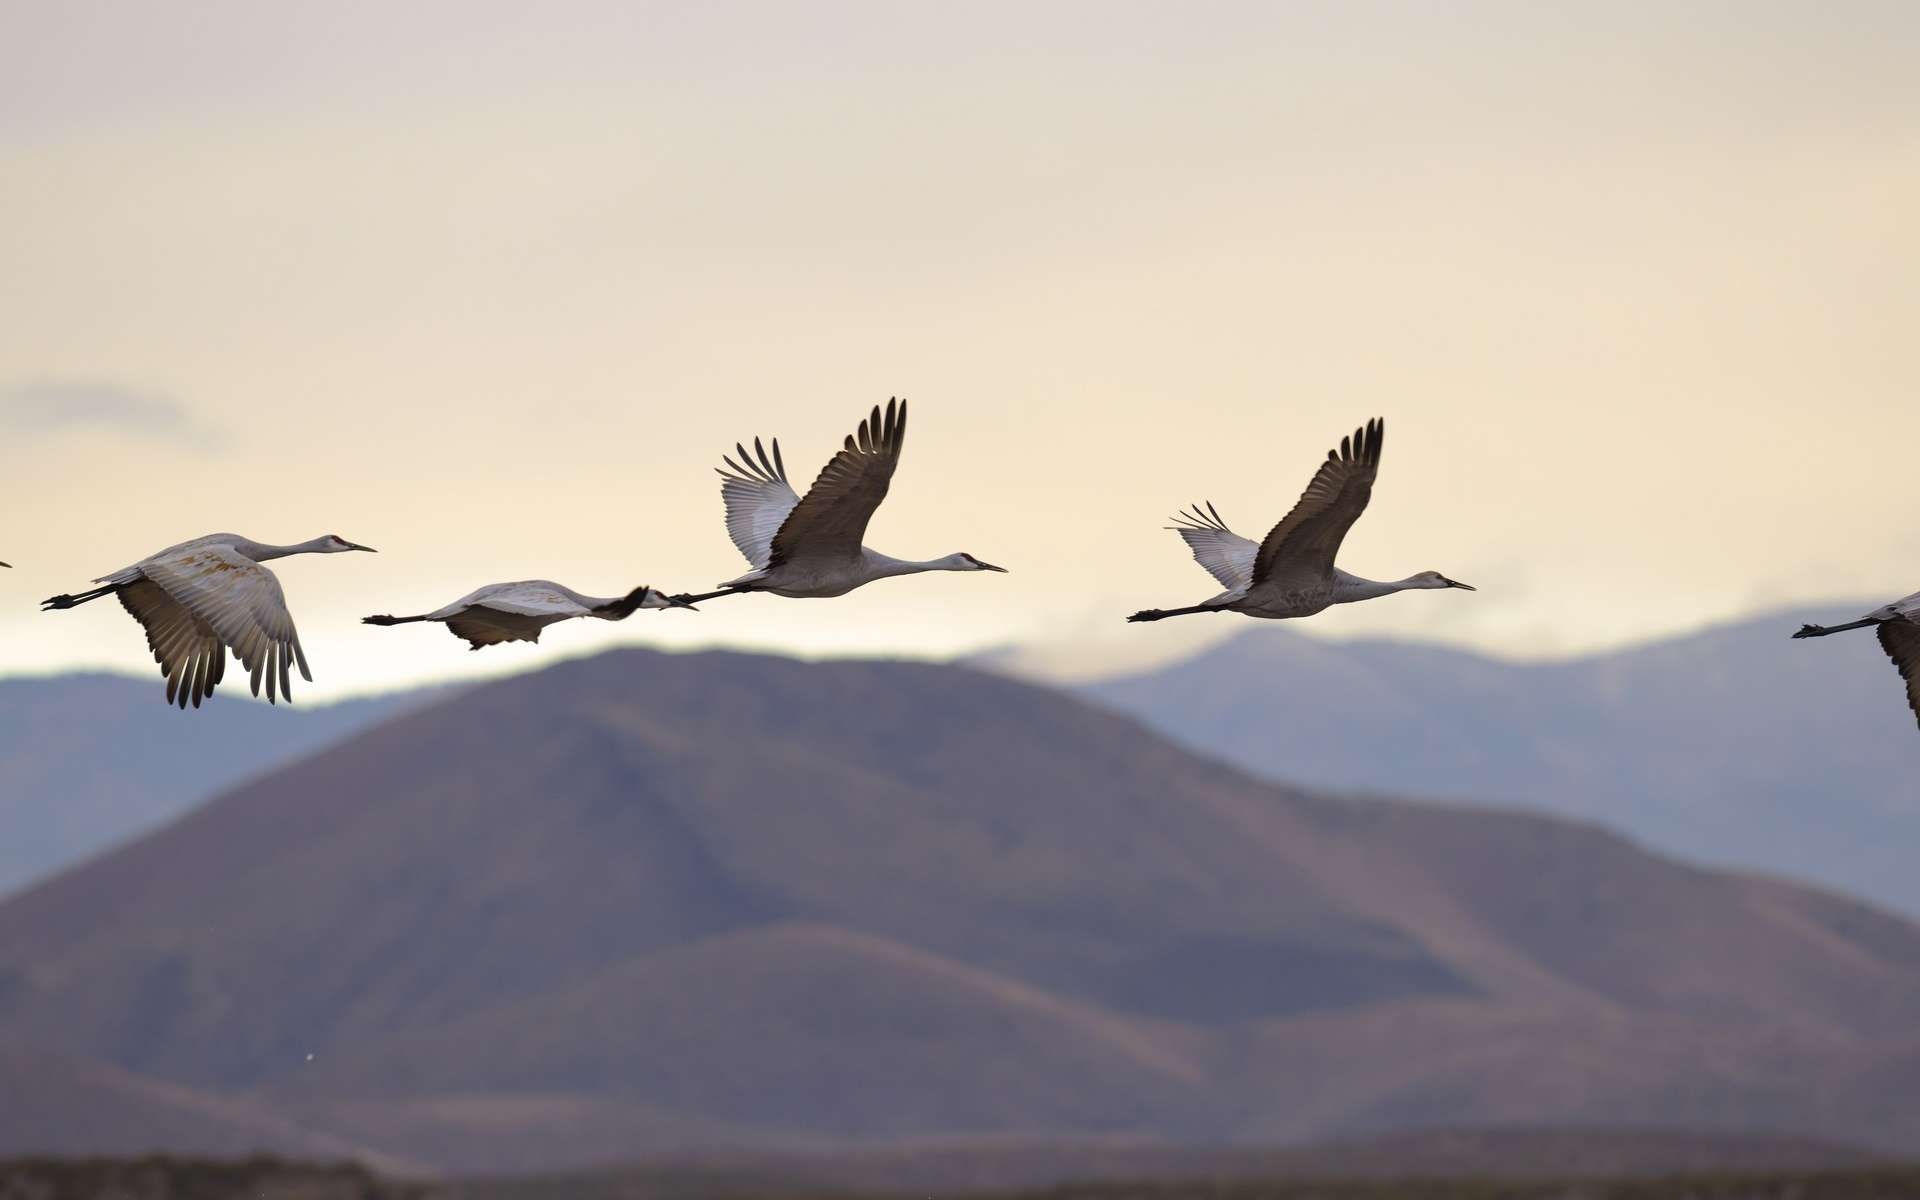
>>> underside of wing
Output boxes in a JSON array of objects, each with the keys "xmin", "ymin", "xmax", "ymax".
[
  {"xmin": 118, "ymin": 580, "xmax": 228, "ymax": 709},
  {"xmin": 769, "ymin": 398, "xmax": 906, "ymax": 566},
  {"xmin": 1253, "ymin": 418, "xmax": 1384, "ymax": 587},
  {"xmin": 1878, "ymin": 620, "xmax": 1920, "ymax": 731},
  {"xmin": 1168, "ymin": 501, "xmax": 1257, "ymax": 591},
  {"xmin": 446, "ymin": 608, "xmax": 550, "ymax": 650},
  {"xmin": 718, "ymin": 437, "xmax": 802, "ymax": 569},
  {"xmin": 138, "ymin": 547, "xmax": 311, "ymax": 705}
]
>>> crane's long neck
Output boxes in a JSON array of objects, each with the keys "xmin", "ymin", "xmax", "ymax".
[
  {"xmin": 238, "ymin": 538, "xmax": 332, "ymax": 562},
  {"xmin": 1332, "ymin": 574, "xmax": 1427, "ymax": 603},
  {"xmin": 863, "ymin": 551, "xmax": 961, "ymax": 578}
]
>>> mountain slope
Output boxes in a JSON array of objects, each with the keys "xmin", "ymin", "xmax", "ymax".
[
  {"xmin": 5, "ymin": 648, "xmax": 1920, "ymax": 1168},
  {"xmin": 0, "ymin": 673, "xmax": 433, "ymax": 897},
  {"xmin": 11, "ymin": 601, "xmax": 1913, "ymax": 913},
  {"xmin": 1076, "ymin": 604, "xmax": 1920, "ymax": 914},
  {"xmin": 0, "ymin": 1039, "xmax": 412, "ymax": 1169},
  {"xmin": 0, "ymin": 652, "xmax": 1463, "ymax": 1083}
]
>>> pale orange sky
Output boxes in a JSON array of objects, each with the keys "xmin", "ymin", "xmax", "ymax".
[{"xmin": 3, "ymin": 2, "xmax": 1917, "ymax": 697}]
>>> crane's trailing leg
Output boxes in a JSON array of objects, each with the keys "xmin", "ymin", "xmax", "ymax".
[
  {"xmin": 1794, "ymin": 618, "xmax": 1881, "ymax": 639},
  {"xmin": 1127, "ymin": 603, "xmax": 1226, "ymax": 623},
  {"xmin": 362, "ymin": 613, "xmax": 433, "ymax": 627},
  {"xmin": 669, "ymin": 585, "xmax": 754, "ymax": 606},
  {"xmin": 42, "ymin": 584, "xmax": 118, "ymax": 611}
]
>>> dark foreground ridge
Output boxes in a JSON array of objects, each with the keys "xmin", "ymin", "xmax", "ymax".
[
  {"xmin": 442, "ymin": 1128, "xmax": 1887, "ymax": 1197},
  {"xmin": 0, "ymin": 1156, "xmax": 428, "ymax": 1200},
  {"xmin": 810, "ymin": 1169, "xmax": 1920, "ymax": 1200},
  {"xmin": 5, "ymin": 1151, "xmax": 1919, "ymax": 1200}
]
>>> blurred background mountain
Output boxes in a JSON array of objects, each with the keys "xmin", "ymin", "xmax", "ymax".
[
  {"xmin": 1057, "ymin": 602, "xmax": 1920, "ymax": 915},
  {"xmin": 4, "ymin": 633, "xmax": 1920, "ymax": 1172}
]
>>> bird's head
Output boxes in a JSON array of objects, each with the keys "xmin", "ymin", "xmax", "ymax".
[
  {"xmin": 1414, "ymin": 570, "xmax": 1475, "ymax": 591},
  {"xmin": 643, "ymin": 586, "xmax": 698, "ymax": 611},
  {"xmin": 601, "ymin": 586, "xmax": 697, "ymax": 618},
  {"xmin": 316, "ymin": 534, "xmax": 377, "ymax": 554},
  {"xmin": 946, "ymin": 552, "xmax": 1008, "ymax": 574}
]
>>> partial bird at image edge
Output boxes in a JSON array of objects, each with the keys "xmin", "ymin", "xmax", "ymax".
[{"xmin": 1793, "ymin": 590, "xmax": 1920, "ymax": 730}]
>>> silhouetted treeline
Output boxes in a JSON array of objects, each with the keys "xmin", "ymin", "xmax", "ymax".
[
  {"xmin": 449, "ymin": 1166, "xmax": 1920, "ymax": 1200},
  {"xmin": 14, "ymin": 1157, "xmax": 1920, "ymax": 1200}
]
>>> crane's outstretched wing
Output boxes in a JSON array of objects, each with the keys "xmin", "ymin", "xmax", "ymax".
[
  {"xmin": 1252, "ymin": 418, "xmax": 1384, "ymax": 587},
  {"xmin": 119, "ymin": 581, "xmax": 228, "ymax": 709},
  {"xmin": 717, "ymin": 437, "xmax": 801, "ymax": 569},
  {"xmin": 1168, "ymin": 501, "xmax": 1258, "ymax": 591},
  {"xmin": 138, "ymin": 545, "xmax": 310, "ymax": 705},
  {"xmin": 439, "ymin": 583, "xmax": 589, "ymax": 649},
  {"xmin": 445, "ymin": 609, "xmax": 552, "ymax": 649},
  {"xmin": 436, "ymin": 583, "xmax": 590, "ymax": 619},
  {"xmin": 768, "ymin": 397, "xmax": 906, "ymax": 567},
  {"xmin": 1878, "ymin": 620, "xmax": 1920, "ymax": 731}
]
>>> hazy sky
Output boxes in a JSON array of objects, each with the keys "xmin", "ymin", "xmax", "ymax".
[{"xmin": 3, "ymin": 2, "xmax": 1917, "ymax": 696}]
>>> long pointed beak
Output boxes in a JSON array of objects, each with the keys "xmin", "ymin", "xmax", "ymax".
[
  {"xmin": 670, "ymin": 596, "xmax": 699, "ymax": 610},
  {"xmin": 1447, "ymin": 579, "xmax": 1475, "ymax": 591},
  {"xmin": 347, "ymin": 542, "xmax": 377, "ymax": 553},
  {"xmin": 978, "ymin": 561, "xmax": 1009, "ymax": 573}
]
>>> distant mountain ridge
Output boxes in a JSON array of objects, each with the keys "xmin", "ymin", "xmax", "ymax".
[
  {"xmin": 1069, "ymin": 602, "xmax": 1920, "ymax": 914},
  {"xmin": 6, "ymin": 647, "xmax": 1920, "ymax": 1169},
  {"xmin": 8, "ymin": 602, "xmax": 1913, "ymax": 915}
]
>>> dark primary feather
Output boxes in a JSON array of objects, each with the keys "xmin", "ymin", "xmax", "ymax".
[
  {"xmin": 118, "ymin": 581, "xmax": 227, "ymax": 710},
  {"xmin": 1252, "ymin": 417, "xmax": 1384, "ymax": 586},
  {"xmin": 1171, "ymin": 501, "xmax": 1235, "ymax": 535},
  {"xmin": 720, "ymin": 436, "xmax": 790, "ymax": 488},
  {"xmin": 1878, "ymin": 620, "xmax": 1920, "ymax": 731},
  {"xmin": 768, "ymin": 397, "xmax": 908, "ymax": 567}
]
